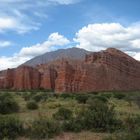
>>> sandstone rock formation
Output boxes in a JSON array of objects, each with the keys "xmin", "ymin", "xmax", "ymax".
[
  {"xmin": 0, "ymin": 48, "xmax": 140, "ymax": 93},
  {"xmin": 4, "ymin": 69, "xmax": 15, "ymax": 89},
  {"xmin": 40, "ymin": 66, "xmax": 57, "ymax": 90},
  {"xmin": 13, "ymin": 66, "xmax": 41, "ymax": 90}
]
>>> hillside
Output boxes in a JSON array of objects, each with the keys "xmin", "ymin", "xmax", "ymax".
[
  {"xmin": 0, "ymin": 47, "xmax": 140, "ymax": 92},
  {"xmin": 23, "ymin": 47, "xmax": 91, "ymax": 67}
]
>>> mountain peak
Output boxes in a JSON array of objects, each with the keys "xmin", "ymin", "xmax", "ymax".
[{"xmin": 23, "ymin": 47, "xmax": 91, "ymax": 67}]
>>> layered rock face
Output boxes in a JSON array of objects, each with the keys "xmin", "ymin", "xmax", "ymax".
[
  {"xmin": 40, "ymin": 66, "xmax": 57, "ymax": 90},
  {"xmin": 0, "ymin": 71, "xmax": 6, "ymax": 89},
  {"xmin": 0, "ymin": 69, "xmax": 15, "ymax": 89},
  {"xmin": 4, "ymin": 69, "xmax": 15, "ymax": 89},
  {"xmin": 0, "ymin": 48, "xmax": 140, "ymax": 92},
  {"xmin": 14, "ymin": 66, "xmax": 41, "ymax": 90},
  {"xmin": 55, "ymin": 48, "xmax": 140, "ymax": 92}
]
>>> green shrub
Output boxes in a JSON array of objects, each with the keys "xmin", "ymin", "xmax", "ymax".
[
  {"xmin": 62, "ymin": 98, "xmax": 120, "ymax": 133},
  {"xmin": 83, "ymin": 99, "xmax": 121, "ymax": 131},
  {"xmin": 22, "ymin": 92, "xmax": 32, "ymax": 101},
  {"xmin": 124, "ymin": 115, "xmax": 140, "ymax": 132},
  {"xmin": 75, "ymin": 94, "xmax": 89, "ymax": 104},
  {"xmin": 113, "ymin": 93, "xmax": 126, "ymax": 99},
  {"xmin": 47, "ymin": 102, "xmax": 61, "ymax": 109},
  {"xmin": 0, "ymin": 93, "xmax": 19, "ymax": 114},
  {"xmin": 53, "ymin": 107, "xmax": 73, "ymax": 120},
  {"xmin": 0, "ymin": 115, "xmax": 23, "ymax": 139},
  {"xmin": 26, "ymin": 101, "xmax": 38, "ymax": 110},
  {"xmin": 32, "ymin": 93, "xmax": 48, "ymax": 102},
  {"xmin": 87, "ymin": 95, "xmax": 108, "ymax": 104},
  {"xmin": 63, "ymin": 118, "xmax": 83, "ymax": 132},
  {"xmin": 60, "ymin": 93, "xmax": 75, "ymax": 99},
  {"xmin": 104, "ymin": 116, "xmax": 140, "ymax": 140},
  {"xmin": 87, "ymin": 92, "xmax": 99, "ymax": 95},
  {"xmin": 100, "ymin": 93, "xmax": 112, "ymax": 99},
  {"xmin": 104, "ymin": 130, "xmax": 140, "ymax": 140},
  {"xmin": 53, "ymin": 93, "xmax": 60, "ymax": 99},
  {"xmin": 28, "ymin": 117, "xmax": 61, "ymax": 139},
  {"xmin": 132, "ymin": 96, "xmax": 140, "ymax": 109}
]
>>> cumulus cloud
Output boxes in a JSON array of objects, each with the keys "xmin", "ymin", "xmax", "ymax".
[
  {"xmin": 18, "ymin": 32, "xmax": 70, "ymax": 57},
  {"xmin": 0, "ymin": 32, "xmax": 70, "ymax": 70},
  {"xmin": 2, "ymin": 22, "xmax": 140, "ymax": 70},
  {"xmin": 74, "ymin": 23, "xmax": 140, "ymax": 59}
]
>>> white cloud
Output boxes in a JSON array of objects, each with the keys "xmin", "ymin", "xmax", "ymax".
[
  {"xmin": 0, "ymin": 0, "xmax": 81, "ymax": 34},
  {"xmin": 0, "ymin": 32, "xmax": 70, "ymax": 70},
  {"xmin": 0, "ymin": 18, "xmax": 15, "ymax": 29},
  {"xmin": 2, "ymin": 22, "xmax": 140, "ymax": 70},
  {"xmin": 0, "ymin": 16, "xmax": 39, "ymax": 34},
  {"xmin": 0, "ymin": 41, "xmax": 12, "ymax": 48},
  {"xmin": 18, "ymin": 32, "xmax": 70, "ymax": 57},
  {"xmin": 74, "ymin": 23, "xmax": 140, "ymax": 56},
  {"xmin": 0, "ymin": 56, "xmax": 29, "ymax": 70}
]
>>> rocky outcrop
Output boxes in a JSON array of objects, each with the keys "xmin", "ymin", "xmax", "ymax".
[
  {"xmin": 4, "ymin": 69, "xmax": 15, "ymax": 89},
  {"xmin": 13, "ymin": 66, "xmax": 41, "ymax": 90},
  {"xmin": 1, "ymin": 48, "xmax": 140, "ymax": 92},
  {"xmin": 0, "ymin": 69, "xmax": 15, "ymax": 89},
  {"xmin": 55, "ymin": 61, "xmax": 75, "ymax": 93},
  {"xmin": 40, "ymin": 66, "xmax": 57, "ymax": 90},
  {"xmin": 55, "ymin": 48, "xmax": 140, "ymax": 92},
  {"xmin": 0, "ymin": 78, "xmax": 4, "ymax": 89},
  {"xmin": 0, "ymin": 70, "xmax": 5, "ymax": 88}
]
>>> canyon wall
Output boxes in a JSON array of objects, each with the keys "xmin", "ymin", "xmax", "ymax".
[{"xmin": 0, "ymin": 48, "xmax": 140, "ymax": 92}]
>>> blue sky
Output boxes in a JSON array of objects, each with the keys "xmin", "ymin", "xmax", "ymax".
[{"xmin": 0, "ymin": 0, "xmax": 140, "ymax": 70}]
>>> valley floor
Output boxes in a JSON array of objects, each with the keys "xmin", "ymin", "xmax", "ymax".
[{"xmin": 0, "ymin": 90, "xmax": 140, "ymax": 140}]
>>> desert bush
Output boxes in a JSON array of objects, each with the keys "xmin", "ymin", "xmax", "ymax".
[
  {"xmin": 32, "ymin": 94, "xmax": 43, "ymax": 102},
  {"xmin": 124, "ymin": 115, "xmax": 140, "ymax": 131},
  {"xmin": 22, "ymin": 92, "xmax": 32, "ymax": 101},
  {"xmin": 104, "ymin": 116, "xmax": 140, "ymax": 140},
  {"xmin": 83, "ymin": 98, "xmax": 121, "ymax": 131},
  {"xmin": 62, "ymin": 98, "xmax": 120, "ymax": 133},
  {"xmin": 104, "ymin": 129, "xmax": 140, "ymax": 140},
  {"xmin": 100, "ymin": 93, "xmax": 113, "ymax": 99},
  {"xmin": 53, "ymin": 107, "xmax": 73, "ymax": 120},
  {"xmin": 0, "ymin": 93, "xmax": 19, "ymax": 114},
  {"xmin": 75, "ymin": 94, "xmax": 89, "ymax": 104},
  {"xmin": 47, "ymin": 102, "xmax": 61, "ymax": 109},
  {"xmin": 132, "ymin": 96, "xmax": 140, "ymax": 109},
  {"xmin": 88, "ymin": 95, "xmax": 108, "ymax": 103},
  {"xmin": 0, "ymin": 115, "xmax": 23, "ymax": 139},
  {"xmin": 87, "ymin": 92, "xmax": 99, "ymax": 95},
  {"xmin": 62, "ymin": 117, "xmax": 83, "ymax": 132},
  {"xmin": 113, "ymin": 93, "xmax": 126, "ymax": 99},
  {"xmin": 32, "ymin": 93, "xmax": 48, "ymax": 102},
  {"xmin": 26, "ymin": 100, "xmax": 38, "ymax": 110},
  {"xmin": 53, "ymin": 93, "xmax": 60, "ymax": 99},
  {"xmin": 60, "ymin": 93, "xmax": 75, "ymax": 99},
  {"xmin": 28, "ymin": 117, "xmax": 61, "ymax": 139}
]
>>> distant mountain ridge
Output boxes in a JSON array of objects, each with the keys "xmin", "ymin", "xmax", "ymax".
[{"xmin": 23, "ymin": 47, "xmax": 91, "ymax": 67}]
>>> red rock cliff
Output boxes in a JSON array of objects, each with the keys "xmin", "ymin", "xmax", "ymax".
[
  {"xmin": 55, "ymin": 48, "xmax": 140, "ymax": 92},
  {"xmin": 13, "ymin": 66, "xmax": 41, "ymax": 90},
  {"xmin": 1, "ymin": 48, "xmax": 140, "ymax": 93}
]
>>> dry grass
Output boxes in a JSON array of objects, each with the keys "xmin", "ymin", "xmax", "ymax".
[
  {"xmin": 18, "ymin": 132, "xmax": 109, "ymax": 140},
  {"xmin": 50, "ymin": 132, "xmax": 109, "ymax": 140},
  {"xmin": 6, "ymin": 92, "xmax": 140, "ymax": 140}
]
